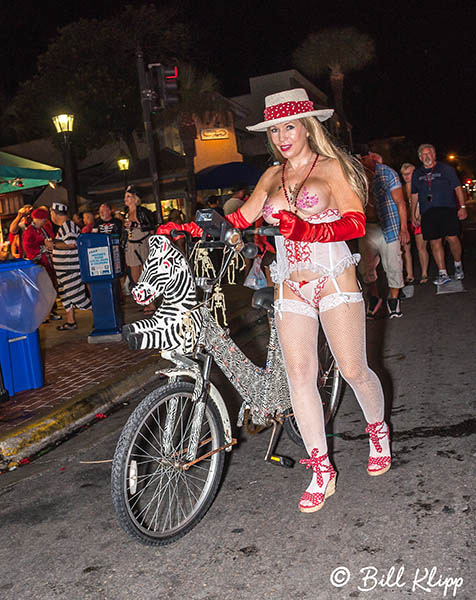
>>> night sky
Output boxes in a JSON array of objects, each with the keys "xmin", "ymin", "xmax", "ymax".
[{"xmin": 1, "ymin": 0, "xmax": 475, "ymax": 158}]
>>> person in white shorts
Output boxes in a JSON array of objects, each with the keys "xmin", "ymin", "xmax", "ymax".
[{"xmin": 357, "ymin": 148, "xmax": 409, "ymax": 318}]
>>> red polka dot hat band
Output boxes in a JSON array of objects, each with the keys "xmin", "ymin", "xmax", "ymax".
[
  {"xmin": 264, "ymin": 100, "xmax": 314, "ymax": 121},
  {"xmin": 247, "ymin": 88, "xmax": 334, "ymax": 132}
]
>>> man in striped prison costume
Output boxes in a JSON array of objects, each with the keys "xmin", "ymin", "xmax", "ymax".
[{"xmin": 46, "ymin": 201, "xmax": 91, "ymax": 330}]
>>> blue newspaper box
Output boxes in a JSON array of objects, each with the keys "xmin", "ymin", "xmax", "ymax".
[
  {"xmin": 0, "ymin": 259, "xmax": 49, "ymax": 397},
  {"xmin": 77, "ymin": 234, "xmax": 124, "ymax": 343}
]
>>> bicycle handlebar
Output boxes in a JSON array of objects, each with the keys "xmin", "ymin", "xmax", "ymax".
[
  {"xmin": 170, "ymin": 229, "xmax": 192, "ymax": 243},
  {"xmin": 246, "ymin": 225, "xmax": 281, "ymax": 237}
]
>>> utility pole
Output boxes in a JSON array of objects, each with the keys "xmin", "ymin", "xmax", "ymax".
[{"xmin": 136, "ymin": 47, "xmax": 163, "ymax": 224}]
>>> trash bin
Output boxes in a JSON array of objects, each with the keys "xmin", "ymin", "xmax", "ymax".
[
  {"xmin": 0, "ymin": 328, "xmax": 43, "ymax": 396},
  {"xmin": 77, "ymin": 233, "xmax": 124, "ymax": 343},
  {"xmin": 0, "ymin": 259, "xmax": 55, "ymax": 397}
]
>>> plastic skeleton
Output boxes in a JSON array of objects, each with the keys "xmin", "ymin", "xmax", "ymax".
[
  {"xmin": 122, "ymin": 235, "xmax": 202, "ymax": 353},
  {"xmin": 193, "ymin": 247, "xmax": 216, "ymax": 278},
  {"xmin": 226, "ymin": 252, "xmax": 245, "ymax": 285},
  {"xmin": 211, "ymin": 284, "xmax": 227, "ymax": 326}
]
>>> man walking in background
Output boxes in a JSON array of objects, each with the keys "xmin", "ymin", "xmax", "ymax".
[
  {"xmin": 411, "ymin": 144, "xmax": 467, "ymax": 285},
  {"xmin": 358, "ymin": 148, "xmax": 409, "ymax": 319}
]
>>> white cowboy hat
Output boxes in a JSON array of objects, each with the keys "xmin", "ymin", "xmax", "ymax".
[{"xmin": 246, "ymin": 88, "xmax": 334, "ymax": 132}]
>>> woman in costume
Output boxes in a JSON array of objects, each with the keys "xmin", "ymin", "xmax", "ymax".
[{"xmin": 158, "ymin": 89, "xmax": 390, "ymax": 513}]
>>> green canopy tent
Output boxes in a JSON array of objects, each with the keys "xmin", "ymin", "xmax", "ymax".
[{"xmin": 0, "ymin": 151, "xmax": 62, "ymax": 194}]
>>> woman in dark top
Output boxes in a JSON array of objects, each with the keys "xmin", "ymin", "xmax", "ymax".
[{"xmin": 123, "ymin": 186, "xmax": 155, "ymax": 284}]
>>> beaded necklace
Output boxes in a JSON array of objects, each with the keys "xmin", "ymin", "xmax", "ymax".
[{"xmin": 281, "ymin": 153, "xmax": 319, "ymax": 209}]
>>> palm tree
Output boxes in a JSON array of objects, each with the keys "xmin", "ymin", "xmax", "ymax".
[
  {"xmin": 294, "ymin": 27, "xmax": 375, "ymax": 145},
  {"xmin": 157, "ymin": 64, "xmax": 231, "ymax": 215}
]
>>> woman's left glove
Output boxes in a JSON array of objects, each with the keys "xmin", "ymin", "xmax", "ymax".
[
  {"xmin": 156, "ymin": 222, "xmax": 203, "ymax": 237},
  {"xmin": 273, "ymin": 210, "xmax": 366, "ymax": 243}
]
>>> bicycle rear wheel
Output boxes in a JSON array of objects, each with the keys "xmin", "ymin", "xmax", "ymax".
[
  {"xmin": 283, "ymin": 329, "xmax": 342, "ymax": 447},
  {"xmin": 111, "ymin": 381, "xmax": 225, "ymax": 546}
]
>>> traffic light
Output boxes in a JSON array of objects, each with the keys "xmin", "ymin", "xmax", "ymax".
[
  {"xmin": 147, "ymin": 64, "xmax": 179, "ymax": 111},
  {"xmin": 162, "ymin": 65, "xmax": 179, "ymax": 105}
]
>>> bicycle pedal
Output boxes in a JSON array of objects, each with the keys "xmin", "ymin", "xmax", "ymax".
[{"xmin": 266, "ymin": 454, "xmax": 294, "ymax": 468}]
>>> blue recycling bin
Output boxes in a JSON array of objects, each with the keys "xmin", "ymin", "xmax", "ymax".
[
  {"xmin": 0, "ymin": 259, "xmax": 53, "ymax": 397},
  {"xmin": 77, "ymin": 233, "xmax": 124, "ymax": 343},
  {"xmin": 0, "ymin": 329, "xmax": 43, "ymax": 397}
]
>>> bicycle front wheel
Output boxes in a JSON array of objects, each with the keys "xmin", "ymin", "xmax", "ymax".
[
  {"xmin": 111, "ymin": 381, "xmax": 225, "ymax": 546},
  {"xmin": 283, "ymin": 329, "xmax": 342, "ymax": 447}
]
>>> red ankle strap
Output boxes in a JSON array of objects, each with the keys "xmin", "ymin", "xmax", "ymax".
[
  {"xmin": 299, "ymin": 448, "xmax": 334, "ymax": 487},
  {"xmin": 365, "ymin": 420, "xmax": 388, "ymax": 453}
]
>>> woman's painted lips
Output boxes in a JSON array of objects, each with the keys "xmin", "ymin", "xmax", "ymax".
[{"xmin": 280, "ymin": 144, "xmax": 292, "ymax": 152}]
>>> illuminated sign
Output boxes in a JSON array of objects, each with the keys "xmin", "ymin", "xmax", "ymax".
[{"xmin": 200, "ymin": 128, "xmax": 229, "ymax": 140}]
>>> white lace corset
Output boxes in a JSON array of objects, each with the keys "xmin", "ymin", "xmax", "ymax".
[{"xmin": 269, "ymin": 209, "xmax": 360, "ymax": 283}]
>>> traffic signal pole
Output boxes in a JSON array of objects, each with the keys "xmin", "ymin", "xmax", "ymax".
[{"xmin": 136, "ymin": 47, "xmax": 163, "ymax": 224}]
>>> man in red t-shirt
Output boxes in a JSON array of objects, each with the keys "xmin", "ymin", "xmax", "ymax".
[{"xmin": 22, "ymin": 207, "xmax": 61, "ymax": 321}]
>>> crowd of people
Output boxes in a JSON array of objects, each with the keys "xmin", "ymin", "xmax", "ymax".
[
  {"xmin": 357, "ymin": 142, "xmax": 467, "ymax": 319},
  {"xmin": 1, "ymin": 184, "xmax": 183, "ymax": 327}
]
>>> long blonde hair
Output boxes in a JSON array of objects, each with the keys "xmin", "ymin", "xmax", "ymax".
[{"xmin": 266, "ymin": 117, "xmax": 368, "ymax": 206}]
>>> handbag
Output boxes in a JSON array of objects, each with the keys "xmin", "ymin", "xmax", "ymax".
[{"xmin": 243, "ymin": 255, "xmax": 267, "ymax": 290}]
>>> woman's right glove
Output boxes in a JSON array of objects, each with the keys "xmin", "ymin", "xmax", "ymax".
[{"xmin": 274, "ymin": 209, "xmax": 366, "ymax": 243}]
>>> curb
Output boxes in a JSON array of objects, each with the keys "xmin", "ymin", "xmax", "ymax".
[
  {"xmin": 0, "ymin": 305, "xmax": 265, "ymax": 468},
  {"xmin": 0, "ymin": 356, "xmax": 165, "ymax": 468}
]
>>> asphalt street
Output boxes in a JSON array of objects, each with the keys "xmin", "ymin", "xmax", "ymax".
[{"xmin": 0, "ymin": 264, "xmax": 475, "ymax": 600}]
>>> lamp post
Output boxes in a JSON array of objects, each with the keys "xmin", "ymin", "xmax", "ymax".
[
  {"xmin": 52, "ymin": 113, "xmax": 77, "ymax": 216},
  {"xmin": 117, "ymin": 156, "xmax": 130, "ymax": 189}
]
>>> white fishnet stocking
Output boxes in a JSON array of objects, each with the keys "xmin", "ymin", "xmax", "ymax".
[
  {"xmin": 276, "ymin": 311, "xmax": 333, "ymax": 505},
  {"xmin": 276, "ymin": 311, "xmax": 327, "ymax": 456},
  {"xmin": 319, "ymin": 300, "xmax": 388, "ymax": 462}
]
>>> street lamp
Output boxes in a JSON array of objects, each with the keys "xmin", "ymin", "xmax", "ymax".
[
  {"xmin": 117, "ymin": 156, "xmax": 130, "ymax": 171},
  {"xmin": 52, "ymin": 112, "xmax": 77, "ymax": 216},
  {"xmin": 117, "ymin": 156, "xmax": 130, "ymax": 188}
]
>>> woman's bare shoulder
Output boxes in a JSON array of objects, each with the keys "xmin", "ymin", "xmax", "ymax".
[
  {"xmin": 255, "ymin": 163, "xmax": 282, "ymax": 189},
  {"xmin": 262, "ymin": 163, "xmax": 281, "ymax": 179}
]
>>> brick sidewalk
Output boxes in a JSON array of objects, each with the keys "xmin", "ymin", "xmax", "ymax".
[{"xmin": 0, "ymin": 340, "xmax": 157, "ymax": 436}]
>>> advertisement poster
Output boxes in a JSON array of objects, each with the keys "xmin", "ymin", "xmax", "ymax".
[{"xmin": 88, "ymin": 246, "xmax": 112, "ymax": 277}]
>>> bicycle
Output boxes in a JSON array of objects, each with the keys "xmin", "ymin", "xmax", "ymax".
[{"xmin": 111, "ymin": 210, "xmax": 342, "ymax": 545}]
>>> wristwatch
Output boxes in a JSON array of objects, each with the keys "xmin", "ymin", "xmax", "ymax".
[{"xmin": 460, "ymin": 205, "xmax": 466, "ymax": 209}]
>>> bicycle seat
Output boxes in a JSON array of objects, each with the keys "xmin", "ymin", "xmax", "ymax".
[{"xmin": 252, "ymin": 286, "xmax": 274, "ymax": 312}]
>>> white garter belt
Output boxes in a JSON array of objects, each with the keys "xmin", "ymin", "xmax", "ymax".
[{"xmin": 274, "ymin": 291, "xmax": 363, "ymax": 320}]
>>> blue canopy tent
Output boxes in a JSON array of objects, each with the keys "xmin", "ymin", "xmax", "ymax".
[
  {"xmin": 0, "ymin": 151, "xmax": 62, "ymax": 195},
  {"xmin": 196, "ymin": 161, "xmax": 263, "ymax": 190}
]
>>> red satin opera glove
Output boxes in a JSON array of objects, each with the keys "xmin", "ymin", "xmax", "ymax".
[
  {"xmin": 225, "ymin": 207, "xmax": 252, "ymax": 229},
  {"xmin": 156, "ymin": 221, "xmax": 203, "ymax": 237},
  {"xmin": 273, "ymin": 209, "xmax": 366, "ymax": 243}
]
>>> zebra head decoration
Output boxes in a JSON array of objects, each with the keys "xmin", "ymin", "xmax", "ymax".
[{"xmin": 123, "ymin": 235, "xmax": 202, "ymax": 353}]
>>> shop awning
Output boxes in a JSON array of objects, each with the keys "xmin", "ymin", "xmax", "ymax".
[
  {"xmin": 0, "ymin": 151, "xmax": 62, "ymax": 195},
  {"xmin": 196, "ymin": 161, "xmax": 263, "ymax": 190}
]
